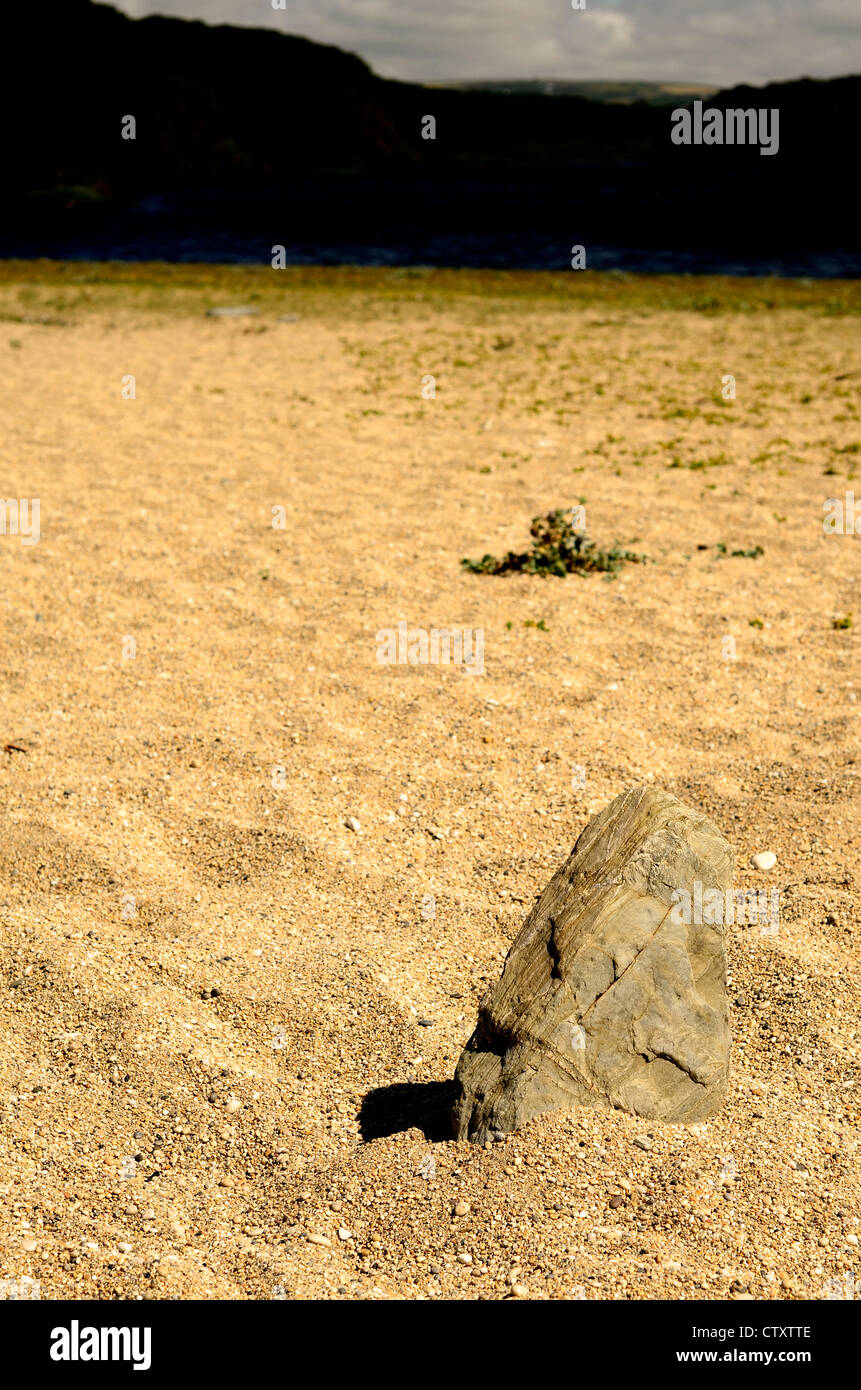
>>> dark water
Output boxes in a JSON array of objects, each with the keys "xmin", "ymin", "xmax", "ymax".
[
  {"xmin": 6, "ymin": 226, "xmax": 857, "ymax": 278},
  {"xmin": 5, "ymin": 181, "xmax": 858, "ymax": 278}
]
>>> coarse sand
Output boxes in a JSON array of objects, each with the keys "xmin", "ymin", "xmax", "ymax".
[{"xmin": 0, "ymin": 264, "xmax": 858, "ymax": 1300}]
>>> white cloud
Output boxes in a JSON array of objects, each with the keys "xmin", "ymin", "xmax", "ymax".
[
  {"xmin": 578, "ymin": 12, "xmax": 635, "ymax": 51},
  {"xmin": 112, "ymin": 1, "xmax": 861, "ymax": 84}
]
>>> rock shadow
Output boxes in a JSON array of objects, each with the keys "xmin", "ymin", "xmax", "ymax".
[{"xmin": 359, "ymin": 1079, "xmax": 458, "ymax": 1142}]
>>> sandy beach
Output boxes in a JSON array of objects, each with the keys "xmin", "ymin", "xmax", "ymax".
[{"xmin": 0, "ymin": 262, "xmax": 858, "ymax": 1300}]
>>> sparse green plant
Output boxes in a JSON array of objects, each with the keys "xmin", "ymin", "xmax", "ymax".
[
  {"xmin": 668, "ymin": 453, "xmax": 731, "ymax": 471},
  {"xmin": 832, "ymin": 613, "xmax": 853, "ymax": 630},
  {"xmin": 462, "ymin": 509, "xmax": 648, "ymax": 578},
  {"xmin": 715, "ymin": 543, "xmax": 764, "ymax": 558}
]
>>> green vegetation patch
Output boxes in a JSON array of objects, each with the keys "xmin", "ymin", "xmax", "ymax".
[
  {"xmin": 462, "ymin": 509, "xmax": 648, "ymax": 578},
  {"xmin": 715, "ymin": 542, "xmax": 764, "ymax": 559},
  {"xmin": 668, "ymin": 453, "xmax": 731, "ymax": 470},
  {"xmin": 0, "ymin": 262, "xmax": 858, "ymax": 326}
]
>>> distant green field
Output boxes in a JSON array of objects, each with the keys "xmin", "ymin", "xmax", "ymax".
[{"xmin": 429, "ymin": 80, "xmax": 720, "ymax": 106}]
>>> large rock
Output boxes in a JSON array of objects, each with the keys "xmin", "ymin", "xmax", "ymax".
[{"xmin": 452, "ymin": 786, "xmax": 733, "ymax": 1142}]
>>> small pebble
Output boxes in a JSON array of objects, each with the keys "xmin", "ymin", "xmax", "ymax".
[
  {"xmin": 609, "ymin": 1194, "xmax": 625, "ymax": 1209},
  {"xmin": 510, "ymin": 1283, "xmax": 529, "ymax": 1297},
  {"xmin": 453, "ymin": 1200, "xmax": 470, "ymax": 1217},
  {"xmin": 346, "ymin": 816, "xmax": 360, "ymax": 833},
  {"xmin": 337, "ymin": 1227, "xmax": 352, "ymax": 1241},
  {"xmin": 456, "ymin": 1252, "xmax": 473, "ymax": 1265},
  {"xmin": 750, "ymin": 851, "xmax": 777, "ymax": 871},
  {"xmin": 117, "ymin": 1242, "xmax": 132, "ymax": 1254},
  {"xmin": 206, "ymin": 306, "xmax": 258, "ymax": 318},
  {"xmin": 633, "ymin": 1135, "xmax": 653, "ymax": 1152}
]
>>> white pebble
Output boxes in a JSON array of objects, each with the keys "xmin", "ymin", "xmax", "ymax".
[
  {"xmin": 750, "ymin": 851, "xmax": 777, "ymax": 871},
  {"xmin": 346, "ymin": 816, "xmax": 360, "ymax": 833}
]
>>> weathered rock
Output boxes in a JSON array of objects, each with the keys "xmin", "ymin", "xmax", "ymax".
[{"xmin": 452, "ymin": 786, "xmax": 733, "ymax": 1142}]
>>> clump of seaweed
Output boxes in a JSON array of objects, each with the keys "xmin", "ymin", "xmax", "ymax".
[{"xmin": 462, "ymin": 509, "xmax": 648, "ymax": 578}]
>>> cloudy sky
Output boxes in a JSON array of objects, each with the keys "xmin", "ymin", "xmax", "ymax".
[{"xmin": 112, "ymin": 1, "xmax": 861, "ymax": 86}]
